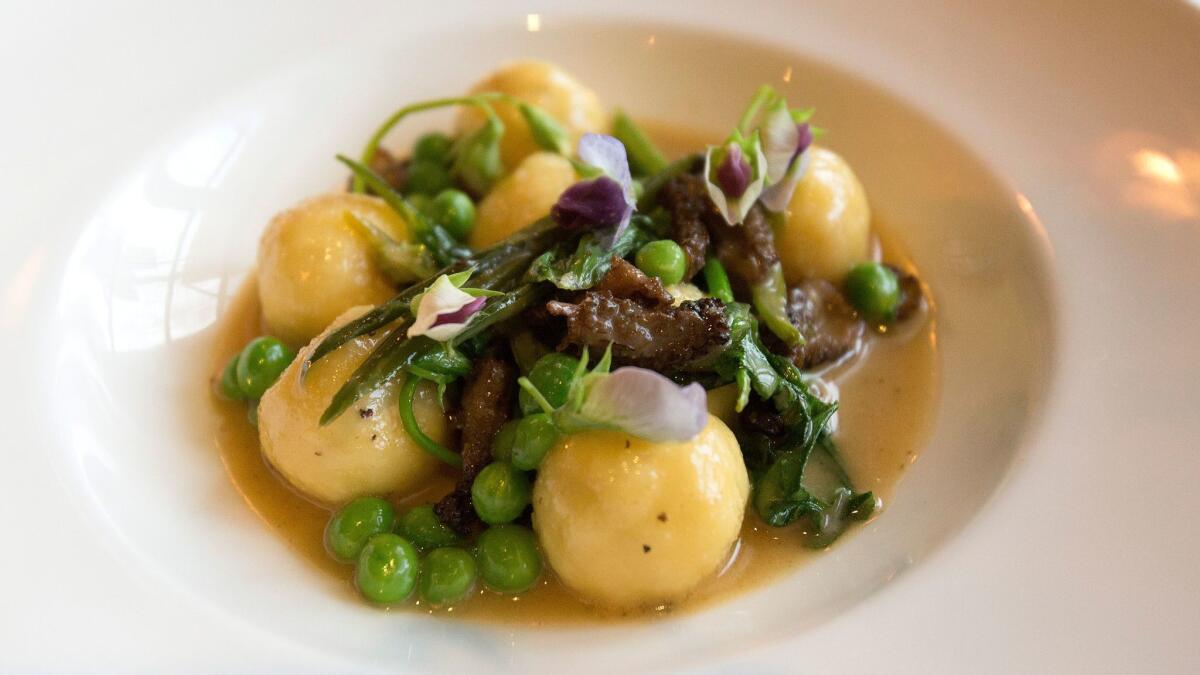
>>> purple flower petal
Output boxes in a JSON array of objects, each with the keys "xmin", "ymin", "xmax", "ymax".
[
  {"xmin": 761, "ymin": 101, "xmax": 800, "ymax": 185},
  {"xmin": 704, "ymin": 140, "xmax": 767, "ymax": 225},
  {"xmin": 759, "ymin": 130, "xmax": 813, "ymax": 213},
  {"xmin": 430, "ymin": 295, "xmax": 486, "ymax": 328},
  {"xmin": 576, "ymin": 367, "xmax": 708, "ymax": 442},
  {"xmin": 408, "ymin": 274, "xmax": 485, "ymax": 342},
  {"xmin": 793, "ymin": 123, "xmax": 814, "ymax": 160},
  {"xmin": 578, "ymin": 133, "xmax": 633, "ymax": 200},
  {"xmin": 716, "ymin": 144, "xmax": 752, "ymax": 198},
  {"xmin": 551, "ymin": 176, "xmax": 631, "ymax": 230}
]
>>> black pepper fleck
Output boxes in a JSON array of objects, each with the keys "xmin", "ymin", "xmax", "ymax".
[
  {"xmin": 642, "ymin": 544, "xmax": 651, "ymax": 553},
  {"xmin": 359, "ymin": 408, "xmax": 375, "ymax": 419},
  {"xmin": 625, "ymin": 440, "xmax": 631, "ymax": 449},
  {"xmin": 657, "ymin": 512, "xmax": 668, "ymax": 522}
]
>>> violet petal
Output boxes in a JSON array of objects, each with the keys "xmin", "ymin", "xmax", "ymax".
[
  {"xmin": 430, "ymin": 295, "xmax": 486, "ymax": 328},
  {"xmin": 716, "ymin": 144, "xmax": 752, "ymax": 198},
  {"xmin": 578, "ymin": 133, "xmax": 634, "ymax": 202},
  {"xmin": 759, "ymin": 140, "xmax": 812, "ymax": 212},
  {"xmin": 552, "ymin": 176, "xmax": 630, "ymax": 230},
  {"xmin": 576, "ymin": 367, "xmax": 708, "ymax": 442},
  {"xmin": 408, "ymin": 274, "xmax": 484, "ymax": 342},
  {"xmin": 791, "ymin": 123, "xmax": 814, "ymax": 166}
]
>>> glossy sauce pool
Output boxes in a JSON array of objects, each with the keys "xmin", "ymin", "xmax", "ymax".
[{"xmin": 207, "ymin": 124, "xmax": 938, "ymax": 624}]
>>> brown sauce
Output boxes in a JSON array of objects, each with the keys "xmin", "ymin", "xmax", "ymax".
[{"xmin": 207, "ymin": 124, "xmax": 938, "ymax": 624}]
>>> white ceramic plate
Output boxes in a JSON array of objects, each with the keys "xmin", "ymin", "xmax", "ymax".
[{"xmin": 2, "ymin": 2, "xmax": 1198, "ymax": 673}]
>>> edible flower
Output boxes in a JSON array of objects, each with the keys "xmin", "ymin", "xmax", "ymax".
[
  {"xmin": 551, "ymin": 133, "xmax": 636, "ymax": 241},
  {"xmin": 573, "ymin": 367, "xmax": 708, "ymax": 442},
  {"xmin": 758, "ymin": 98, "xmax": 814, "ymax": 212},
  {"xmin": 408, "ymin": 270, "xmax": 492, "ymax": 342},
  {"xmin": 520, "ymin": 347, "xmax": 708, "ymax": 442},
  {"xmin": 703, "ymin": 129, "xmax": 768, "ymax": 225}
]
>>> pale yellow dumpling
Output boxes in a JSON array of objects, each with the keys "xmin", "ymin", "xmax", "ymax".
[
  {"xmin": 257, "ymin": 193, "xmax": 406, "ymax": 346},
  {"xmin": 258, "ymin": 307, "xmax": 446, "ymax": 506},
  {"xmin": 533, "ymin": 415, "xmax": 749, "ymax": 610},
  {"xmin": 456, "ymin": 60, "xmax": 607, "ymax": 171},
  {"xmin": 777, "ymin": 146, "xmax": 872, "ymax": 283},
  {"xmin": 470, "ymin": 152, "xmax": 577, "ymax": 249}
]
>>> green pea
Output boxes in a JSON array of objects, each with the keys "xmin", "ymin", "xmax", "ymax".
[
  {"xmin": 511, "ymin": 413, "xmax": 558, "ymax": 471},
  {"xmin": 419, "ymin": 547, "xmax": 477, "ymax": 605},
  {"xmin": 518, "ymin": 352, "xmax": 580, "ymax": 415},
  {"xmin": 491, "ymin": 420, "xmax": 520, "ymax": 463},
  {"xmin": 426, "ymin": 189, "xmax": 476, "ymax": 241},
  {"xmin": 412, "ymin": 132, "xmax": 454, "ymax": 165},
  {"xmin": 355, "ymin": 533, "xmax": 420, "ymax": 604},
  {"xmin": 404, "ymin": 160, "xmax": 453, "ymax": 197},
  {"xmin": 635, "ymin": 239, "xmax": 687, "ymax": 286},
  {"xmin": 406, "ymin": 193, "xmax": 432, "ymax": 214},
  {"xmin": 844, "ymin": 262, "xmax": 900, "ymax": 324},
  {"xmin": 235, "ymin": 336, "xmax": 295, "ymax": 399},
  {"xmin": 475, "ymin": 524, "xmax": 541, "ymax": 593},
  {"xmin": 325, "ymin": 497, "xmax": 397, "ymax": 563},
  {"xmin": 399, "ymin": 504, "xmax": 462, "ymax": 550},
  {"xmin": 471, "ymin": 462, "xmax": 531, "ymax": 525},
  {"xmin": 218, "ymin": 353, "xmax": 245, "ymax": 400}
]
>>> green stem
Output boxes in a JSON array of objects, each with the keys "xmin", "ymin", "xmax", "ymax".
[
  {"xmin": 399, "ymin": 374, "xmax": 462, "ymax": 467},
  {"xmin": 355, "ymin": 94, "xmax": 505, "ymax": 193},
  {"xmin": 517, "ymin": 376, "xmax": 556, "ymax": 415},
  {"xmin": 736, "ymin": 85, "xmax": 779, "ymax": 135},
  {"xmin": 702, "ymin": 256, "xmax": 735, "ymax": 303},
  {"xmin": 612, "ymin": 109, "xmax": 668, "ymax": 175}
]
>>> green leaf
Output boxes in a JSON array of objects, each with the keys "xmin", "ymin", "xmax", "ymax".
[
  {"xmin": 753, "ymin": 450, "xmax": 825, "ymax": 527},
  {"xmin": 752, "ymin": 263, "xmax": 803, "ymax": 348},
  {"xmin": 527, "ymin": 216, "xmax": 654, "ymax": 290}
]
